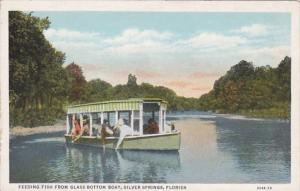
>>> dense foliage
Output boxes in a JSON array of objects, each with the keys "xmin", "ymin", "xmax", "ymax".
[
  {"xmin": 198, "ymin": 57, "xmax": 291, "ymax": 119},
  {"xmin": 9, "ymin": 11, "xmax": 69, "ymax": 127},
  {"xmin": 77, "ymin": 73, "xmax": 200, "ymax": 111},
  {"xmin": 9, "ymin": 12, "xmax": 291, "ymax": 127},
  {"xmin": 65, "ymin": 63, "xmax": 87, "ymax": 102}
]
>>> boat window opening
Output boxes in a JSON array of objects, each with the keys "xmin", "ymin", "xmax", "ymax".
[
  {"xmin": 75, "ymin": 113, "xmax": 80, "ymax": 121},
  {"xmin": 154, "ymin": 111, "xmax": 159, "ymax": 123},
  {"xmin": 119, "ymin": 111, "xmax": 130, "ymax": 126},
  {"xmin": 82, "ymin": 114, "xmax": 90, "ymax": 136},
  {"xmin": 143, "ymin": 103, "xmax": 160, "ymax": 134},
  {"xmin": 133, "ymin": 110, "xmax": 140, "ymax": 133},
  {"xmin": 91, "ymin": 113, "xmax": 101, "ymax": 136},
  {"xmin": 108, "ymin": 112, "xmax": 116, "ymax": 127},
  {"xmin": 91, "ymin": 113, "xmax": 100, "ymax": 124},
  {"xmin": 103, "ymin": 112, "xmax": 108, "ymax": 123}
]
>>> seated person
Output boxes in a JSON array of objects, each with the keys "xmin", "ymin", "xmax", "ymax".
[
  {"xmin": 93, "ymin": 118, "xmax": 102, "ymax": 137},
  {"xmin": 112, "ymin": 125, "xmax": 120, "ymax": 137},
  {"xmin": 73, "ymin": 118, "xmax": 90, "ymax": 141},
  {"xmin": 71, "ymin": 118, "xmax": 81, "ymax": 139},
  {"xmin": 100, "ymin": 119, "xmax": 113, "ymax": 145},
  {"xmin": 82, "ymin": 119, "xmax": 90, "ymax": 136},
  {"xmin": 144, "ymin": 118, "xmax": 159, "ymax": 134}
]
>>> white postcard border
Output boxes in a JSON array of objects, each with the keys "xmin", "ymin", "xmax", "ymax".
[{"xmin": 1, "ymin": 1, "xmax": 299, "ymax": 191}]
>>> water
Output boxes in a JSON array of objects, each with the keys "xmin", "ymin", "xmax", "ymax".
[{"xmin": 10, "ymin": 112, "xmax": 290, "ymax": 183}]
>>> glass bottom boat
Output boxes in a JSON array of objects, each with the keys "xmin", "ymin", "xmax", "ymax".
[{"xmin": 64, "ymin": 98, "xmax": 181, "ymax": 150}]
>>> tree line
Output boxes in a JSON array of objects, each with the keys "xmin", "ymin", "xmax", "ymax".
[
  {"xmin": 9, "ymin": 12, "xmax": 290, "ymax": 127},
  {"xmin": 9, "ymin": 12, "xmax": 200, "ymax": 127},
  {"xmin": 198, "ymin": 57, "xmax": 291, "ymax": 119},
  {"xmin": 62, "ymin": 63, "xmax": 200, "ymax": 111}
]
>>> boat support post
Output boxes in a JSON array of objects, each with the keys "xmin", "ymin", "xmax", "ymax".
[
  {"xmin": 101, "ymin": 112, "xmax": 104, "ymax": 124},
  {"xmin": 131, "ymin": 110, "xmax": 134, "ymax": 136},
  {"xmin": 89, "ymin": 113, "xmax": 93, "ymax": 136},
  {"xmin": 66, "ymin": 115, "xmax": 70, "ymax": 134},
  {"xmin": 159, "ymin": 104, "xmax": 163, "ymax": 133},
  {"xmin": 139, "ymin": 103, "xmax": 143, "ymax": 136}
]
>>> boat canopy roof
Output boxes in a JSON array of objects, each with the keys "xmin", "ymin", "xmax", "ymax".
[{"xmin": 67, "ymin": 98, "xmax": 167, "ymax": 114}]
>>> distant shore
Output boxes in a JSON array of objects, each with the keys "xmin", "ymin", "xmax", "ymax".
[
  {"xmin": 214, "ymin": 113, "xmax": 290, "ymax": 122},
  {"xmin": 9, "ymin": 110, "xmax": 289, "ymax": 140},
  {"xmin": 10, "ymin": 121, "xmax": 65, "ymax": 139},
  {"xmin": 212, "ymin": 108, "xmax": 290, "ymax": 121}
]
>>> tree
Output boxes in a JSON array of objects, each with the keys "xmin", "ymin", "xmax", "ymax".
[
  {"xmin": 9, "ymin": 11, "xmax": 69, "ymax": 127},
  {"xmin": 65, "ymin": 62, "xmax": 87, "ymax": 102},
  {"xmin": 86, "ymin": 79, "xmax": 113, "ymax": 102},
  {"xmin": 227, "ymin": 60, "xmax": 255, "ymax": 81},
  {"xmin": 198, "ymin": 57, "xmax": 291, "ymax": 118},
  {"xmin": 276, "ymin": 56, "xmax": 291, "ymax": 101},
  {"xmin": 127, "ymin": 74, "xmax": 137, "ymax": 87}
]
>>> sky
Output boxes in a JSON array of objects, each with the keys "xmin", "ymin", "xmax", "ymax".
[{"xmin": 33, "ymin": 12, "xmax": 291, "ymax": 98}]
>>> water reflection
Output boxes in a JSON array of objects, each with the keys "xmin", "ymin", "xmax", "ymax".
[
  {"xmin": 44, "ymin": 145, "xmax": 181, "ymax": 183},
  {"xmin": 215, "ymin": 118, "xmax": 291, "ymax": 182},
  {"xmin": 171, "ymin": 118, "xmax": 249, "ymax": 183}
]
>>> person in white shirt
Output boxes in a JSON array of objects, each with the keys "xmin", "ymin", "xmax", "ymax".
[{"xmin": 114, "ymin": 118, "xmax": 133, "ymax": 150}]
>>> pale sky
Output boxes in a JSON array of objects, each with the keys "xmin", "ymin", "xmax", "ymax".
[{"xmin": 33, "ymin": 12, "xmax": 290, "ymax": 98}]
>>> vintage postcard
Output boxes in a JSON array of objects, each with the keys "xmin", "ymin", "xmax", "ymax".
[{"xmin": 0, "ymin": 1, "xmax": 299, "ymax": 191}]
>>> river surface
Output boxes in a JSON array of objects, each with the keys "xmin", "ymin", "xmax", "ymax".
[{"xmin": 10, "ymin": 112, "xmax": 290, "ymax": 183}]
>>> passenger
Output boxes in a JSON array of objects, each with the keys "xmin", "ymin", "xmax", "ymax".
[
  {"xmin": 73, "ymin": 118, "xmax": 89, "ymax": 141},
  {"xmin": 81, "ymin": 118, "xmax": 90, "ymax": 136},
  {"xmin": 114, "ymin": 118, "xmax": 133, "ymax": 150},
  {"xmin": 144, "ymin": 118, "xmax": 159, "ymax": 134},
  {"xmin": 72, "ymin": 118, "xmax": 81, "ymax": 140},
  {"xmin": 93, "ymin": 118, "xmax": 102, "ymax": 137},
  {"xmin": 100, "ymin": 119, "xmax": 113, "ymax": 145}
]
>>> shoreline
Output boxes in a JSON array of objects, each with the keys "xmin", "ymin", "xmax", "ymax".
[
  {"xmin": 9, "ymin": 111, "xmax": 289, "ymax": 140},
  {"xmin": 169, "ymin": 110, "xmax": 290, "ymax": 121},
  {"xmin": 214, "ymin": 113, "xmax": 290, "ymax": 122},
  {"xmin": 10, "ymin": 121, "xmax": 66, "ymax": 139}
]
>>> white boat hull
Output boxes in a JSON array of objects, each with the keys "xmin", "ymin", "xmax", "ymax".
[{"xmin": 65, "ymin": 132, "xmax": 181, "ymax": 150}]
